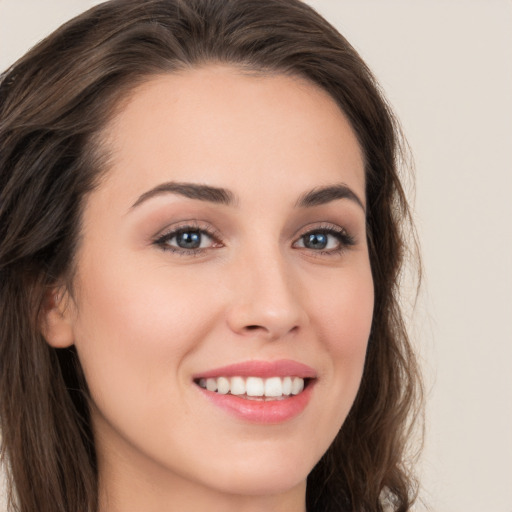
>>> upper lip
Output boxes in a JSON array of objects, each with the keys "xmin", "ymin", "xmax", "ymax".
[{"xmin": 193, "ymin": 359, "xmax": 317, "ymax": 380}]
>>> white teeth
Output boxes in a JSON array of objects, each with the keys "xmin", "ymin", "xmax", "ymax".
[
  {"xmin": 246, "ymin": 377, "xmax": 265, "ymax": 397},
  {"xmin": 264, "ymin": 377, "xmax": 283, "ymax": 397},
  {"xmin": 230, "ymin": 376, "xmax": 246, "ymax": 395},
  {"xmin": 206, "ymin": 378, "xmax": 217, "ymax": 392},
  {"xmin": 197, "ymin": 376, "xmax": 307, "ymax": 398},
  {"xmin": 282, "ymin": 376, "xmax": 292, "ymax": 395},
  {"xmin": 217, "ymin": 377, "xmax": 230, "ymax": 395},
  {"xmin": 291, "ymin": 377, "xmax": 304, "ymax": 395}
]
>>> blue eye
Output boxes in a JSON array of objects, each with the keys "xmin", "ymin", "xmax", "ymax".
[
  {"xmin": 303, "ymin": 232, "xmax": 329, "ymax": 250},
  {"xmin": 154, "ymin": 227, "xmax": 219, "ymax": 253},
  {"xmin": 174, "ymin": 230, "xmax": 203, "ymax": 249},
  {"xmin": 294, "ymin": 227, "xmax": 354, "ymax": 253}
]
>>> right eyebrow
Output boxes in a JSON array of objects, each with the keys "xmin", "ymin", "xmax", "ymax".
[
  {"xmin": 129, "ymin": 181, "xmax": 236, "ymax": 210},
  {"xmin": 295, "ymin": 183, "xmax": 365, "ymax": 212}
]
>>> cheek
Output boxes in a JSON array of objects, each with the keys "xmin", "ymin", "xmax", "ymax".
[
  {"xmin": 69, "ymin": 261, "xmax": 227, "ymax": 467},
  {"xmin": 70, "ymin": 256, "xmax": 218, "ymax": 404},
  {"xmin": 316, "ymin": 265, "xmax": 374, "ymax": 357},
  {"xmin": 309, "ymin": 263, "xmax": 374, "ymax": 412}
]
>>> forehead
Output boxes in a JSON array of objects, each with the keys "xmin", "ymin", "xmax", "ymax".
[{"xmin": 96, "ymin": 65, "xmax": 365, "ymax": 205}]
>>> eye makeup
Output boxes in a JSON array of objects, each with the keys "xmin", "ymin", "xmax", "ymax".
[
  {"xmin": 151, "ymin": 218, "xmax": 356, "ymax": 260},
  {"xmin": 293, "ymin": 222, "xmax": 356, "ymax": 256},
  {"xmin": 152, "ymin": 221, "xmax": 224, "ymax": 256}
]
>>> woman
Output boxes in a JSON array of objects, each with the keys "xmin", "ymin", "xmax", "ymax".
[{"xmin": 0, "ymin": 0, "xmax": 422, "ymax": 511}]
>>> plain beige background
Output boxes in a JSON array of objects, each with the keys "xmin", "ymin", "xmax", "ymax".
[{"xmin": 1, "ymin": 1, "xmax": 511, "ymax": 511}]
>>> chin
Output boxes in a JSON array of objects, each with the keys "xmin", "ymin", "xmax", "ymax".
[
  {"xmin": 211, "ymin": 471, "xmax": 306, "ymax": 497},
  {"xmin": 193, "ymin": 449, "xmax": 314, "ymax": 497}
]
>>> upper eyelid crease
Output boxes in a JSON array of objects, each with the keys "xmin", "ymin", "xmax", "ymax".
[
  {"xmin": 154, "ymin": 223, "xmax": 220, "ymax": 241},
  {"xmin": 295, "ymin": 221, "xmax": 354, "ymax": 238},
  {"xmin": 298, "ymin": 227, "xmax": 355, "ymax": 243}
]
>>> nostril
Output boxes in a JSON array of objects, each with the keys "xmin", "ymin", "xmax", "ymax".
[{"xmin": 245, "ymin": 325, "xmax": 261, "ymax": 331}]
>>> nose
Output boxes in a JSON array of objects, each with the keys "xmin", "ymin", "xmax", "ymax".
[{"xmin": 225, "ymin": 249, "xmax": 308, "ymax": 340}]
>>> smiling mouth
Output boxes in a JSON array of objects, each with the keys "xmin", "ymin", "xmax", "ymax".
[{"xmin": 194, "ymin": 376, "xmax": 312, "ymax": 401}]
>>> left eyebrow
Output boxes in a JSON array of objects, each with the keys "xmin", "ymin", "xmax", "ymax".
[
  {"xmin": 295, "ymin": 184, "xmax": 365, "ymax": 212},
  {"xmin": 130, "ymin": 181, "xmax": 236, "ymax": 210}
]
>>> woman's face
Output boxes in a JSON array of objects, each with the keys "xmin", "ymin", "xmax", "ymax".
[{"xmin": 60, "ymin": 66, "xmax": 374, "ymax": 505}]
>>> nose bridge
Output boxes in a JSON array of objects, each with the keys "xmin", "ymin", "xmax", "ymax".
[{"xmin": 226, "ymin": 241, "xmax": 306, "ymax": 338}]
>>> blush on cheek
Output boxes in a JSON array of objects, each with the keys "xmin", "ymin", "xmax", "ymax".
[{"xmin": 323, "ymin": 289, "xmax": 373, "ymax": 351}]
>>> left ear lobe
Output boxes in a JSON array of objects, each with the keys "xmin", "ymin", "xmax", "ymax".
[{"xmin": 39, "ymin": 286, "xmax": 75, "ymax": 348}]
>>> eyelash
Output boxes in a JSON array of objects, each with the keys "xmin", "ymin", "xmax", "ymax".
[
  {"xmin": 153, "ymin": 222, "xmax": 222, "ymax": 256},
  {"xmin": 293, "ymin": 224, "xmax": 356, "ymax": 256},
  {"xmin": 153, "ymin": 222, "xmax": 355, "ymax": 257}
]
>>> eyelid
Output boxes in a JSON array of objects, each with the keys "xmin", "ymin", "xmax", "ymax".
[
  {"xmin": 150, "ymin": 220, "xmax": 355, "ymax": 257},
  {"xmin": 292, "ymin": 222, "xmax": 356, "ymax": 253},
  {"xmin": 298, "ymin": 221, "xmax": 355, "ymax": 238},
  {"xmin": 152, "ymin": 220, "xmax": 223, "ymax": 253}
]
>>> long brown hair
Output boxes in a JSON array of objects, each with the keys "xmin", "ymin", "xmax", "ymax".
[{"xmin": 0, "ymin": 1, "xmax": 422, "ymax": 511}]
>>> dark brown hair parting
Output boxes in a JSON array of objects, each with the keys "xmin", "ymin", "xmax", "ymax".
[{"xmin": 0, "ymin": 1, "xmax": 423, "ymax": 511}]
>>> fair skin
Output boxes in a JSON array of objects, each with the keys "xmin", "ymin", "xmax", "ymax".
[{"xmin": 44, "ymin": 66, "xmax": 374, "ymax": 512}]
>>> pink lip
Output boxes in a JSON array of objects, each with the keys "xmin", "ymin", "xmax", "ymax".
[
  {"xmin": 192, "ymin": 359, "xmax": 317, "ymax": 379},
  {"xmin": 193, "ymin": 359, "xmax": 317, "ymax": 424},
  {"xmin": 197, "ymin": 384, "xmax": 315, "ymax": 424}
]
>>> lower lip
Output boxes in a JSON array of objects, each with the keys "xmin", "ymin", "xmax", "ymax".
[{"xmin": 196, "ymin": 382, "xmax": 315, "ymax": 424}]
